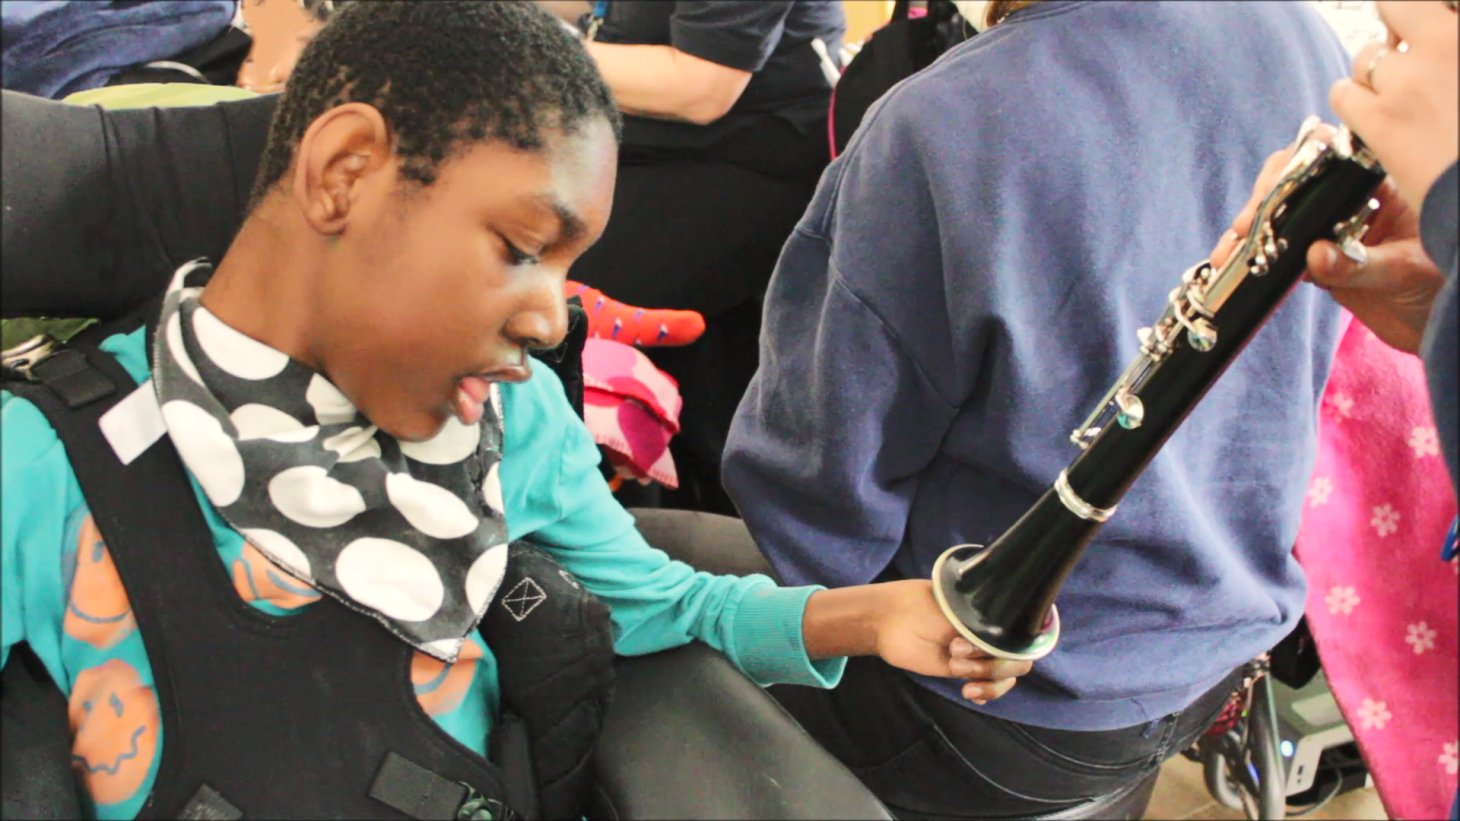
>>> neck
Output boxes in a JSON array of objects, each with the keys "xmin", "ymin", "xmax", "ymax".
[{"xmin": 200, "ymin": 206, "xmax": 327, "ymax": 372}]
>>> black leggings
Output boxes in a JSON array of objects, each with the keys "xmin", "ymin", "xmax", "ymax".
[{"xmin": 771, "ymin": 658, "xmax": 1240, "ymax": 820}]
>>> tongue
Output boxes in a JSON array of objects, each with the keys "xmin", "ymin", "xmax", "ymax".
[{"xmin": 454, "ymin": 376, "xmax": 492, "ymax": 425}]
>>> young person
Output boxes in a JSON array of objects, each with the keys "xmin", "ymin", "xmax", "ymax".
[{"xmin": 0, "ymin": 4, "xmax": 1025, "ymax": 818}]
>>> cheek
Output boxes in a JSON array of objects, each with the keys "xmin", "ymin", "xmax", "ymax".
[{"xmin": 341, "ymin": 225, "xmax": 504, "ymax": 349}]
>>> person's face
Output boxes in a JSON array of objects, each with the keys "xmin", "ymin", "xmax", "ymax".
[
  {"xmin": 237, "ymin": 0, "xmax": 324, "ymax": 93},
  {"xmin": 313, "ymin": 118, "xmax": 618, "ymax": 442}
]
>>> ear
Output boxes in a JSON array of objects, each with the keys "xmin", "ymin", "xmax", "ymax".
[{"xmin": 290, "ymin": 102, "xmax": 395, "ymax": 237}]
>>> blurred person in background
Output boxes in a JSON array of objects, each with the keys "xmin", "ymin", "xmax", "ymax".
[{"xmin": 562, "ymin": 1, "xmax": 848, "ymax": 514}]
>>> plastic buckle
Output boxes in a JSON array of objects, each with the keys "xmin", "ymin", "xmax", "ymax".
[
  {"xmin": 1, "ymin": 334, "xmax": 60, "ymax": 381},
  {"xmin": 456, "ymin": 785, "xmax": 516, "ymax": 821}
]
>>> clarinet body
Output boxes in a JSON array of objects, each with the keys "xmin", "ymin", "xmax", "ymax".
[{"xmin": 932, "ymin": 118, "xmax": 1387, "ymax": 661}]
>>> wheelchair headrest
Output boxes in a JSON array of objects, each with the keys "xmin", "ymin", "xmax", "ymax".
[{"xmin": 1, "ymin": 89, "xmax": 279, "ymax": 320}]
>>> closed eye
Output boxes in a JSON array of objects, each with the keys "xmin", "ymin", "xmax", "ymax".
[{"xmin": 498, "ymin": 234, "xmax": 542, "ymax": 267}]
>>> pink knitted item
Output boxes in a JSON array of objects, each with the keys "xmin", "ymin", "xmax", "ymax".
[{"xmin": 580, "ymin": 338, "xmax": 682, "ymax": 488}]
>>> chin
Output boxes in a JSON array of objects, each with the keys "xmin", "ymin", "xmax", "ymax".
[{"xmin": 377, "ymin": 408, "xmax": 451, "ymax": 444}]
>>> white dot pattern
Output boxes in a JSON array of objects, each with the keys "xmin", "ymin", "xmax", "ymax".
[
  {"xmin": 482, "ymin": 463, "xmax": 504, "ymax": 514},
  {"xmin": 466, "ymin": 542, "xmax": 510, "ymax": 615},
  {"xmin": 231, "ymin": 403, "xmax": 309, "ymax": 441},
  {"xmin": 161, "ymin": 400, "xmax": 245, "ymax": 506},
  {"xmin": 193, "ymin": 307, "xmax": 290, "ymax": 380},
  {"xmin": 241, "ymin": 528, "xmax": 314, "ymax": 582},
  {"xmin": 269, "ymin": 466, "xmax": 368, "ymax": 528},
  {"xmin": 166, "ymin": 312, "xmax": 203, "ymax": 386},
  {"xmin": 398, "ymin": 415, "xmax": 481, "ymax": 465},
  {"xmin": 147, "ymin": 262, "xmax": 510, "ymax": 660},
  {"xmin": 306, "ymin": 375, "xmax": 357, "ymax": 425},
  {"xmin": 385, "ymin": 473, "xmax": 480, "ymax": 539},
  {"xmin": 323, "ymin": 426, "xmax": 382, "ymax": 463},
  {"xmin": 337, "ymin": 538, "xmax": 445, "ymax": 622}
]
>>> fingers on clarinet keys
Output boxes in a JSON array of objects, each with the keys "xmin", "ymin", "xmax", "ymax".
[{"xmin": 1334, "ymin": 197, "xmax": 1381, "ymax": 265}]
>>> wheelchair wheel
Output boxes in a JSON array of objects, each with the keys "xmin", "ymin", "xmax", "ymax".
[{"xmin": 1198, "ymin": 670, "xmax": 1285, "ymax": 820}]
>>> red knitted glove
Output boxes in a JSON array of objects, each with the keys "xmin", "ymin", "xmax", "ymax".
[{"xmin": 566, "ymin": 281, "xmax": 706, "ymax": 347}]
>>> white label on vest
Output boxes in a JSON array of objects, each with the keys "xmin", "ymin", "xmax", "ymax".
[{"xmin": 99, "ymin": 379, "xmax": 167, "ymax": 466}]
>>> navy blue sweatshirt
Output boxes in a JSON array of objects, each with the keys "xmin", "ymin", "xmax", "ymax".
[{"xmin": 724, "ymin": 1, "xmax": 1351, "ymax": 730}]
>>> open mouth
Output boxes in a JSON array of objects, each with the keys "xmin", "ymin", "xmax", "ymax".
[{"xmin": 452, "ymin": 361, "xmax": 530, "ymax": 425}]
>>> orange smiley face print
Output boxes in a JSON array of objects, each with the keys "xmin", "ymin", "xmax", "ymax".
[
  {"xmin": 231, "ymin": 540, "xmax": 321, "ymax": 611},
  {"xmin": 412, "ymin": 636, "xmax": 484, "ymax": 717},
  {"xmin": 69, "ymin": 659, "xmax": 161, "ymax": 807},
  {"xmin": 63, "ymin": 516, "xmax": 137, "ymax": 649}
]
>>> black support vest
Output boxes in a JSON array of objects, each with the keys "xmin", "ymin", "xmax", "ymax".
[{"xmin": 1, "ymin": 301, "xmax": 612, "ymax": 821}]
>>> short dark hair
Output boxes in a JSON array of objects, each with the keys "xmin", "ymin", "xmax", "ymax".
[{"xmin": 249, "ymin": 1, "xmax": 621, "ymax": 207}]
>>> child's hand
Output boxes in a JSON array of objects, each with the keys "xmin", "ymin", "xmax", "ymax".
[{"xmin": 802, "ymin": 580, "xmax": 1034, "ymax": 704}]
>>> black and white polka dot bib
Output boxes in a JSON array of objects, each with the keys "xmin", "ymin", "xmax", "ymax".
[{"xmin": 150, "ymin": 261, "xmax": 508, "ymax": 661}]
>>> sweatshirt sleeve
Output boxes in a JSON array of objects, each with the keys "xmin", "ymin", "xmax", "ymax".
[
  {"xmin": 500, "ymin": 360, "xmax": 844, "ymax": 688},
  {"xmin": 1419, "ymin": 161, "xmax": 1458, "ymax": 493}
]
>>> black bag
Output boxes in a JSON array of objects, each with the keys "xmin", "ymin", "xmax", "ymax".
[
  {"xmin": 829, "ymin": 0, "xmax": 971, "ymax": 158},
  {"xmin": 106, "ymin": 25, "xmax": 254, "ymax": 88}
]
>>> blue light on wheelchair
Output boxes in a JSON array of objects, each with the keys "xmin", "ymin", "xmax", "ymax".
[{"xmin": 1280, "ymin": 740, "xmax": 1295, "ymax": 757}]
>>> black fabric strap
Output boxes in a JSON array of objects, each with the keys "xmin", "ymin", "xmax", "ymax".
[
  {"xmin": 177, "ymin": 784, "xmax": 243, "ymax": 821},
  {"xmin": 488, "ymin": 712, "xmax": 539, "ymax": 820},
  {"xmin": 31, "ymin": 348, "xmax": 116, "ymax": 408},
  {"xmin": 370, "ymin": 753, "xmax": 472, "ymax": 820}
]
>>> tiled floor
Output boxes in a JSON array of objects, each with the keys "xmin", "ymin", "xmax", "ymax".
[{"xmin": 1143, "ymin": 754, "xmax": 1388, "ymax": 820}]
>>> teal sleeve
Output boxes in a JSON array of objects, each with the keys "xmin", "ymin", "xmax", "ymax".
[
  {"xmin": 499, "ymin": 360, "xmax": 845, "ymax": 689},
  {"xmin": 1, "ymin": 390, "xmax": 84, "ymax": 691}
]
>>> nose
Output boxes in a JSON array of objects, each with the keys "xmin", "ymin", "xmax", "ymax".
[{"xmin": 504, "ymin": 278, "xmax": 570, "ymax": 352}]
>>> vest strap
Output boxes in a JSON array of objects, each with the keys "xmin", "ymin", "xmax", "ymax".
[
  {"xmin": 370, "ymin": 752, "xmax": 515, "ymax": 821},
  {"xmin": 10, "ymin": 345, "xmax": 118, "ymax": 408}
]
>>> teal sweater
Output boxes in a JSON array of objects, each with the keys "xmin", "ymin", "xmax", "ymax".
[{"xmin": 0, "ymin": 328, "xmax": 844, "ymax": 820}]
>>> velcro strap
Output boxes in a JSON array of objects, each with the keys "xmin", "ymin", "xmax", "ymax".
[
  {"xmin": 177, "ymin": 783, "xmax": 243, "ymax": 820},
  {"xmin": 32, "ymin": 349, "xmax": 115, "ymax": 409},
  {"xmin": 370, "ymin": 752, "xmax": 476, "ymax": 820}
]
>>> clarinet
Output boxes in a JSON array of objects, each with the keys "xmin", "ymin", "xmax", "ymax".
[{"xmin": 932, "ymin": 118, "xmax": 1387, "ymax": 661}]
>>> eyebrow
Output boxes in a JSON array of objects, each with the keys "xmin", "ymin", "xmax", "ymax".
[{"xmin": 534, "ymin": 195, "xmax": 587, "ymax": 245}]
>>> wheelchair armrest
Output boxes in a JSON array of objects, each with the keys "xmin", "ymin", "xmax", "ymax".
[
  {"xmin": 628, "ymin": 508, "xmax": 778, "ymax": 581},
  {"xmin": 2, "ymin": 644, "xmax": 82, "ymax": 820},
  {"xmin": 590, "ymin": 643, "xmax": 892, "ymax": 820}
]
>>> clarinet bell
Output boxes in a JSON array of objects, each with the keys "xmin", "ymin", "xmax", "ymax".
[{"xmin": 932, "ymin": 543, "xmax": 1061, "ymax": 662}]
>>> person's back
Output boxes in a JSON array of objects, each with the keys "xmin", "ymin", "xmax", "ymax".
[{"xmin": 725, "ymin": 1, "xmax": 1351, "ymax": 815}]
